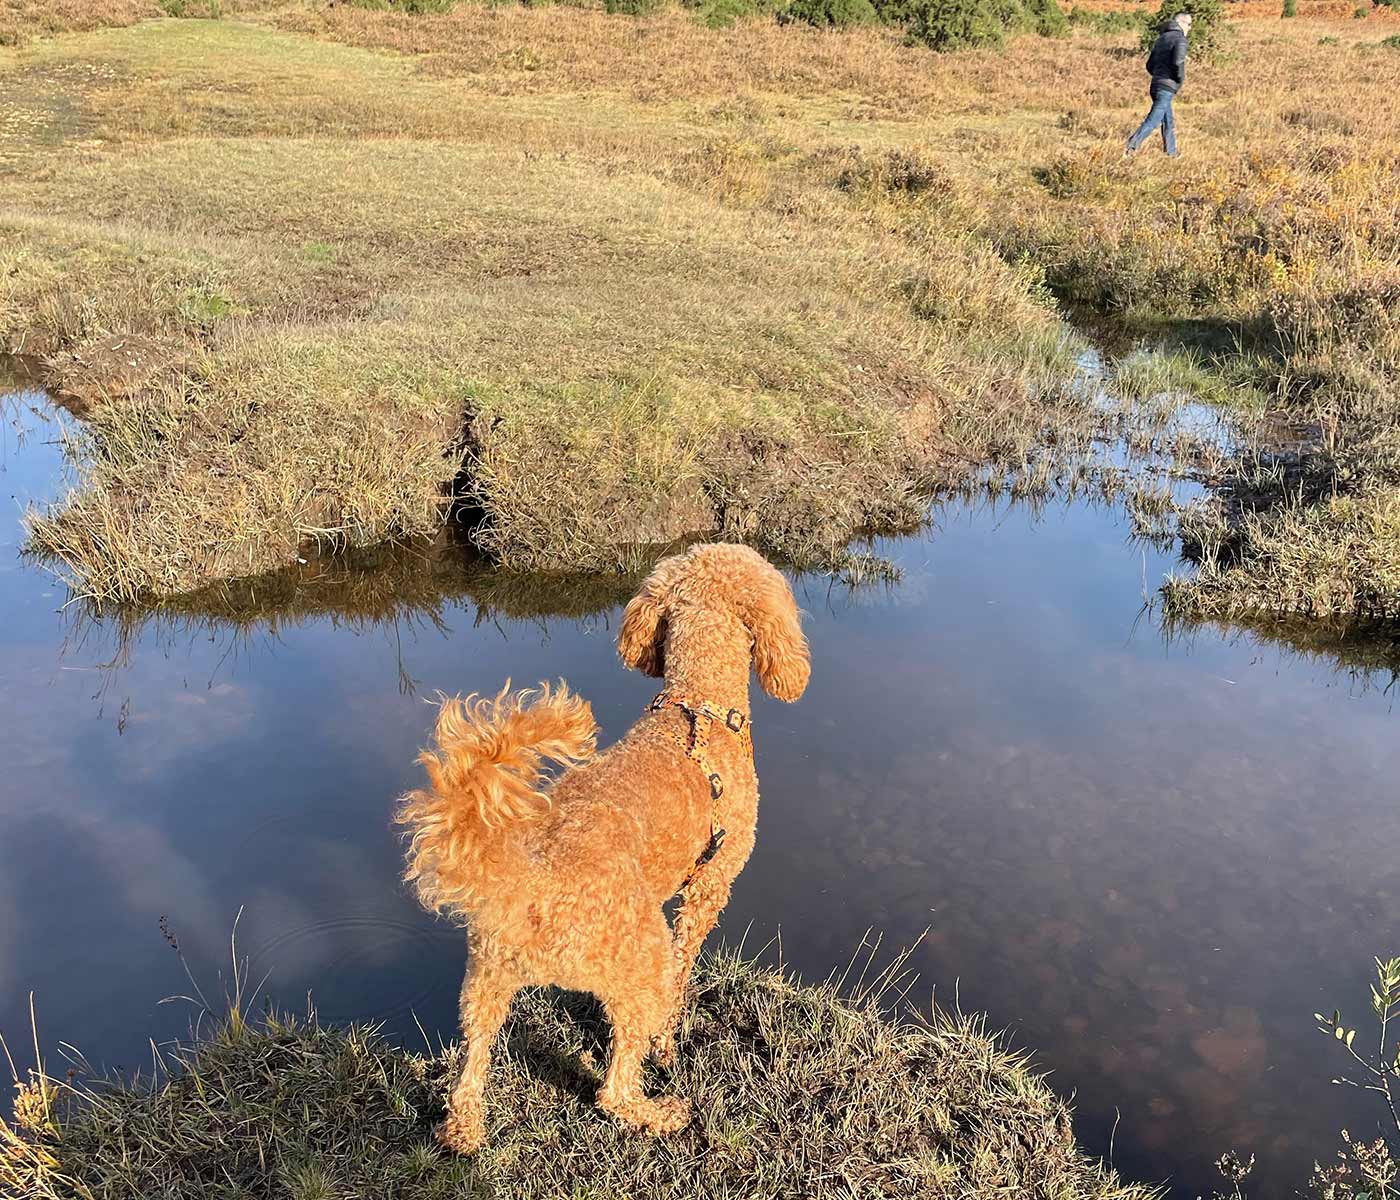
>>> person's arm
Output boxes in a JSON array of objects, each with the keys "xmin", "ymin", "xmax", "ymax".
[{"xmin": 1173, "ymin": 31, "xmax": 1188, "ymax": 85}]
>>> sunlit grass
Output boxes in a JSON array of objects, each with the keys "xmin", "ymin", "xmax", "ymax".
[{"xmin": 1, "ymin": 946, "xmax": 1160, "ymax": 1200}]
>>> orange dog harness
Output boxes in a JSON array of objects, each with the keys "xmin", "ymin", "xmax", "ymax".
[{"xmin": 648, "ymin": 691, "xmax": 752, "ymax": 892}]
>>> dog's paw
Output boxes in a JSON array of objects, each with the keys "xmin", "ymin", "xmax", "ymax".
[
  {"xmin": 435, "ymin": 1111, "xmax": 486, "ymax": 1156},
  {"xmin": 648, "ymin": 1031, "xmax": 677, "ymax": 1068},
  {"xmin": 617, "ymin": 1094, "xmax": 691, "ymax": 1135},
  {"xmin": 642, "ymin": 1095, "xmax": 692, "ymax": 1135}
]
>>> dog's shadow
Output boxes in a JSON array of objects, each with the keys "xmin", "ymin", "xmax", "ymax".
[{"xmin": 500, "ymin": 987, "xmax": 614, "ymax": 1103}]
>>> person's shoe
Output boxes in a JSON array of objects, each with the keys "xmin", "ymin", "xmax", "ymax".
[{"xmin": 1123, "ymin": 143, "xmax": 1135, "ymax": 159}]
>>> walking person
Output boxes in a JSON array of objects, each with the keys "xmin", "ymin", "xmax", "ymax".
[{"xmin": 1125, "ymin": 12, "xmax": 1192, "ymax": 159}]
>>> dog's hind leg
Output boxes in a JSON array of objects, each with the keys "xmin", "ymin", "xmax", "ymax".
[
  {"xmin": 596, "ymin": 912, "xmax": 691, "ymax": 1136},
  {"xmin": 437, "ymin": 951, "xmax": 520, "ymax": 1155}
]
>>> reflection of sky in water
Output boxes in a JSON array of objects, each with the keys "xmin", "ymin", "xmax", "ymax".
[{"xmin": 2, "ymin": 392, "xmax": 1398, "ymax": 1197}]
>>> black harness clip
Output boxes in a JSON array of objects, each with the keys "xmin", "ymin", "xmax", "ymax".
[{"xmin": 697, "ymin": 825, "xmax": 727, "ymax": 867}]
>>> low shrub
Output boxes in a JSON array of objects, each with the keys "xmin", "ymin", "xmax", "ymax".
[
  {"xmin": 1022, "ymin": 0, "xmax": 1067, "ymax": 36},
  {"xmin": 159, "ymin": 0, "xmax": 222, "ymax": 15},
  {"xmin": 605, "ymin": 0, "xmax": 665, "ymax": 13},
  {"xmin": 338, "ymin": 0, "xmax": 457, "ymax": 10},
  {"xmin": 900, "ymin": 0, "xmax": 1004, "ymax": 50},
  {"xmin": 878, "ymin": 0, "xmax": 1066, "ymax": 49},
  {"xmin": 1035, "ymin": 149, "xmax": 1114, "ymax": 199},
  {"xmin": 687, "ymin": 0, "xmax": 770, "ymax": 25},
  {"xmin": 1140, "ymin": 0, "xmax": 1233, "ymax": 62},
  {"xmin": 832, "ymin": 146, "xmax": 945, "ymax": 195},
  {"xmin": 1068, "ymin": 5, "xmax": 1148, "ymax": 34},
  {"xmin": 1282, "ymin": 0, "xmax": 1296, "ymax": 16},
  {"xmin": 781, "ymin": 0, "xmax": 878, "ymax": 26}
]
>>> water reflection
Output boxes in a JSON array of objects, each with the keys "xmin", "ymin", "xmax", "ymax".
[
  {"xmin": 3, "ymin": 389, "xmax": 1400, "ymax": 1198},
  {"xmin": 59, "ymin": 535, "xmax": 642, "ymax": 700}
]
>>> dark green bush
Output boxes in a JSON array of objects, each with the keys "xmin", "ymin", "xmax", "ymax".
[
  {"xmin": 1282, "ymin": 0, "xmax": 1296, "ymax": 14},
  {"xmin": 985, "ymin": 0, "xmax": 1025, "ymax": 26},
  {"xmin": 339, "ymin": 0, "xmax": 457, "ymax": 10},
  {"xmin": 1140, "ymin": 0, "xmax": 1232, "ymax": 62},
  {"xmin": 688, "ymin": 0, "xmax": 770, "ymax": 25},
  {"xmin": 1382, "ymin": 32, "xmax": 1400, "ymax": 45},
  {"xmin": 159, "ymin": 0, "xmax": 222, "ymax": 14},
  {"xmin": 884, "ymin": 0, "xmax": 1065, "ymax": 48},
  {"xmin": 901, "ymin": 0, "xmax": 1004, "ymax": 49},
  {"xmin": 1068, "ymin": 4, "xmax": 1147, "ymax": 33},
  {"xmin": 781, "ymin": 0, "xmax": 879, "ymax": 25},
  {"xmin": 1023, "ymin": 0, "xmax": 1067, "ymax": 37}
]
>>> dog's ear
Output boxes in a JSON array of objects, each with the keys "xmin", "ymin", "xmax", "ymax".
[
  {"xmin": 748, "ymin": 564, "xmax": 810, "ymax": 702},
  {"xmin": 618, "ymin": 552, "xmax": 687, "ymax": 677}
]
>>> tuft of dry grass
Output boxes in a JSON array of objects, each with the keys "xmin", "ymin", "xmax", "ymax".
[
  {"xmin": 1, "ymin": 950, "xmax": 1159, "ymax": 1200},
  {"xmin": 24, "ymin": 341, "xmax": 469, "ymax": 597}
]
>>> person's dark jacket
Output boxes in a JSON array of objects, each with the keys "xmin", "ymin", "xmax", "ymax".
[{"xmin": 1145, "ymin": 20, "xmax": 1188, "ymax": 93}]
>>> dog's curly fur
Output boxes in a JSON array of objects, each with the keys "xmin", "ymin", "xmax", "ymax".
[{"xmin": 396, "ymin": 543, "xmax": 810, "ymax": 1152}]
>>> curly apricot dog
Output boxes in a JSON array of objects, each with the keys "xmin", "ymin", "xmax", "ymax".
[{"xmin": 397, "ymin": 543, "xmax": 810, "ymax": 1152}]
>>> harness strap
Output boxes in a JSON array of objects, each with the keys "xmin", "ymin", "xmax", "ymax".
[{"xmin": 648, "ymin": 691, "xmax": 752, "ymax": 893}]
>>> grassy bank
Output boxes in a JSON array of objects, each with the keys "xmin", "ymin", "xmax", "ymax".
[
  {"xmin": 2, "ymin": 951, "xmax": 1156, "ymax": 1199},
  {"xmin": 0, "ymin": 10, "xmax": 1080, "ymax": 601},
  {"xmin": 3, "ymin": 3, "xmax": 1398, "ymax": 623}
]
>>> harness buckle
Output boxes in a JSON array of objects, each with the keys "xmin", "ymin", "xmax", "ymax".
[
  {"xmin": 725, "ymin": 708, "xmax": 746, "ymax": 733},
  {"xmin": 708, "ymin": 772, "xmax": 724, "ymax": 800},
  {"xmin": 697, "ymin": 825, "xmax": 726, "ymax": 867}
]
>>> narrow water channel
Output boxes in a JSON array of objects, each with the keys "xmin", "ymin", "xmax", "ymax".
[{"xmin": 2, "ymin": 380, "xmax": 1398, "ymax": 1197}]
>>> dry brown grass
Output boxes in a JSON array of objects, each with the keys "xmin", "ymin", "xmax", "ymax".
[
  {"xmin": 1, "ymin": 11, "xmax": 1088, "ymax": 600},
  {"xmin": 278, "ymin": 2, "xmax": 1158, "ymax": 112},
  {"xmin": 0, "ymin": 0, "xmax": 282, "ymax": 46},
  {"xmin": 3, "ymin": 3, "xmax": 1398, "ymax": 614},
  {"xmin": 0, "ymin": 0, "xmax": 160, "ymax": 46}
]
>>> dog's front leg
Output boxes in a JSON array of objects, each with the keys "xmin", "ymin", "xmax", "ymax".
[{"xmin": 655, "ymin": 825, "xmax": 755, "ymax": 1065}]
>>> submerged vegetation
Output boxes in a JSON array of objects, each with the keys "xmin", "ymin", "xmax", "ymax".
[{"xmin": 1, "ymin": 949, "xmax": 1156, "ymax": 1200}]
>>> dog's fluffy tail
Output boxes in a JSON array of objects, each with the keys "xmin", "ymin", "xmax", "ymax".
[{"xmin": 396, "ymin": 681, "xmax": 597, "ymax": 920}]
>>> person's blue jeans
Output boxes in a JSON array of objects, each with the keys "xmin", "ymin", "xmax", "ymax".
[{"xmin": 1127, "ymin": 84, "xmax": 1177, "ymax": 156}]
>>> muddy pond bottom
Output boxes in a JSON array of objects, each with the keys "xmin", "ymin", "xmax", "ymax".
[{"xmin": 2, "ymin": 388, "xmax": 1399, "ymax": 1197}]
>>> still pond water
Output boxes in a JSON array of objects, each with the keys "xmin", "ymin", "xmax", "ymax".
[{"xmin": 3, "ymin": 382, "xmax": 1399, "ymax": 1197}]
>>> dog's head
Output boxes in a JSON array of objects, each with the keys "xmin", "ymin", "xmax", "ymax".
[{"xmin": 618, "ymin": 543, "xmax": 810, "ymax": 702}]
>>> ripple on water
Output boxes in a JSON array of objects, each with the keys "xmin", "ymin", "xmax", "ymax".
[{"xmin": 249, "ymin": 915, "xmax": 462, "ymax": 1028}]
